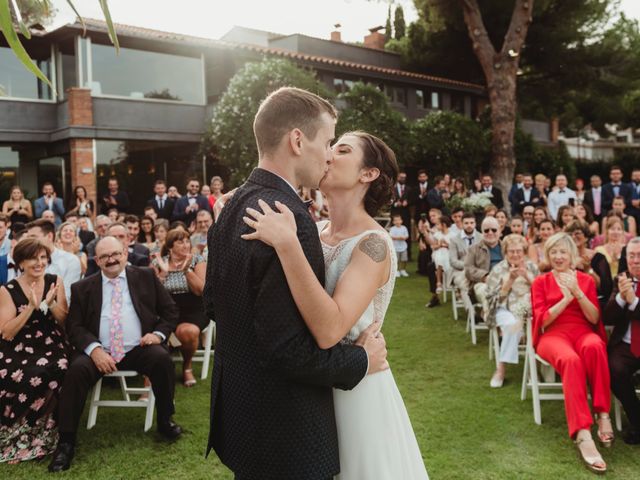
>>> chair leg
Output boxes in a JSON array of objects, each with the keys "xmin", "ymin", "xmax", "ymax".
[
  {"xmin": 201, "ymin": 322, "xmax": 213, "ymax": 380},
  {"xmin": 144, "ymin": 388, "xmax": 155, "ymax": 432},
  {"xmin": 451, "ymin": 293, "xmax": 458, "ymax": 321},
  {"xmin": 521, "ymin": 349, "xmax": 529, "ymax": 400},
  {"xmin": 87, "ymin": 378, "xmax": 103, "ymax": 430},
  {"xmin": 614, "ymin": 397, "xmax": 623, "ymax": 432},
  {"xmin": 118, "ymin": 375, "xmax": 131, "ymax": 402},
  {"xmin": 469, "ymin": 310, "xmax": 477, "ymax": 345},
  {"xmin": 529, "ymin": 351, "xmax": 542, "ymax": 425}
]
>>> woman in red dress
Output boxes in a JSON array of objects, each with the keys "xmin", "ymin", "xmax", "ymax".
[{"xmin": 531, "ymin": 232, "xmax": 613, "ymax": 474}]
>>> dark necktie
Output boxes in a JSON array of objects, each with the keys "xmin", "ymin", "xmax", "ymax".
[
  {"xmin": 632, "ymin": 282, "xmax": 640, "ymax": 357},
  {"xmin": 467, "ymin": 237, "xmax": 473, "ymax": 246},
  {"xmin": 159, "ymin": 199, "xmax": 164, "ymax": 209}
]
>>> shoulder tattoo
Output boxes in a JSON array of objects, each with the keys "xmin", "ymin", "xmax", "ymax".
[{"xmin": 359, "ymin": 233, "xmax": 387, "ymax": 263}]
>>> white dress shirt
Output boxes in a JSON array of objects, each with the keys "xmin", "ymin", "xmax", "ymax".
[
  {"xmin": 547, "ymin": 188, "xmax": 577, "ymax": 220},
  {"xmin": 156, "ymin": 194, "xmax": 168, "ymax": 209},
  {"xmin": 47, "ymin": 248, "xmax": 82, "ymax": 302},
  {"xmin": 522, "ymin": 187, "xmax": 532, "ymax": 203}
]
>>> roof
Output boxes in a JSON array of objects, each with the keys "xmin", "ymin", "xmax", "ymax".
[{"xmin": 56, "ymin": 18, "xmax": 485, "ymax": 93}]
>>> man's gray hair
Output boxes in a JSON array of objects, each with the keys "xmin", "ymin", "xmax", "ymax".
[{"xmin": 628, "ymin": 237, "xmax": 640, "ymax": 248}]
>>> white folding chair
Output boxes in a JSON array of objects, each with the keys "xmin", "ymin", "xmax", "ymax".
[
  {"xmin": 171, "ymin": 320, "xmax": 216, "ymax": 380},
  {"xmin": 520, "ymin": 320, "xmax": 564, "ymax": 425},
  {"xmin": 613, "ymin": 369, "xmax": 640, "ymax": 431},
  {"xmin": 465, "ymin": 302, "xmax": 497, "ymax": 360},
  {"xmin": 87, "ymin": 370, "xmax": 155, "ymax": 432},
  {"xmin": 450, "ymin": 284, "xmax": 465, "ymax": 321}
]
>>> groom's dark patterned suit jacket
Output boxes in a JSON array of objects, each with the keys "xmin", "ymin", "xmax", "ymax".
[{"xmin": 204, "ymin": 168, "xmax": 368, "ymax": 480}]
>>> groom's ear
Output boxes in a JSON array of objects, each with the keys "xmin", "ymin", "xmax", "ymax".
[
  {"xmin": 361, "ymin": 167, "xmax": 380, "ymax": 184},
  {"xmin": 289, "ymin": 129, "xmax": 303, "ymax": 156}
]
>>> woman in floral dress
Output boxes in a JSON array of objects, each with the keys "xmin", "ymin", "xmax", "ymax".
[{"xmin": 0, "ymin": 238, "xmax": 68, "ymax": 463}]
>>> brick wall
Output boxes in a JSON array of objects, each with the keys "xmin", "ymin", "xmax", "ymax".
[{"xmin": 67, "ymin": 88, "xmax": 96, "ymax": 206}]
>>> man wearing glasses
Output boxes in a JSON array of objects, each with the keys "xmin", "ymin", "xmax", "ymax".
[
  {"xmin": 464, "ymin": 217, "xmax": 503, "ymax": 316},
  {"xmin": 49, "ymin": 235, "xmax": 181, "ymax": 472}
]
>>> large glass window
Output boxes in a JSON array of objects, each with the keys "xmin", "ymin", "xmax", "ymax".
[
  {"xmin": 0, "ymin": 46, "xmax": 52, "ymax": 100},
  {"xmin": 90, "ymin": 44, "xmax": 204, "ymax": 103},
  {"xmin": 0, "ymin": 147, "xmax": 20, "ymax": 200},
  {"xmin": 95, "ymin": 140, "xmax": 201, "ymax": 213}
]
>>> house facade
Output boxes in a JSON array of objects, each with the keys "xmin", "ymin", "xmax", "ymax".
[{"xmin": 0, "ymin": 19, "xmax": 487, "ymax": 213}]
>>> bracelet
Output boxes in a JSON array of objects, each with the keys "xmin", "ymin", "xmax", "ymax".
[{"xmin": 575, "ymin": 292, "xmax": 585, "ymax": 301}]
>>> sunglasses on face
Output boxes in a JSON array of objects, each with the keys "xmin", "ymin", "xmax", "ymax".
[{"xmin": 483, "ymin": 228, "xmax": 498, "ymax": 233}]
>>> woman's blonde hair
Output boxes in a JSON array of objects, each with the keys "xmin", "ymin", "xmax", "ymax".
[
  {"xmin": 55, "ymin": 221, "xmax": 79, "ymax": 244},
  {"xmin": 604, "ymin": 215, "xmax": 624, "ymax": 243},
  {"xmin": 502, "ymin": 233, "xmax": 528, "ymax": 255},
  {"xmin": 543, "ymin": 232, "xmax": 578, "ymax": 268}
]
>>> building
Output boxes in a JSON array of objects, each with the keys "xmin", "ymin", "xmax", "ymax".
[{"xmin": 1, "ymin": 19, "xmax": 488, "ymax": 213}]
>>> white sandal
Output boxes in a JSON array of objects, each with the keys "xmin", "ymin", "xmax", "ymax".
[{"xmin": 575, "ymin": 436, "xmax": 606, "ymax": 474}]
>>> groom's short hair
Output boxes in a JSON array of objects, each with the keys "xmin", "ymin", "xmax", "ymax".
[{"xmin": 253, "ymin": 87, "xmax": 337, "ymax": 157}]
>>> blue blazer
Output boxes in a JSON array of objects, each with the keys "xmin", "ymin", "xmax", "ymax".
[
  {"xmin": 34, "ymin": 196, "xmax": 65, "ymax": 226},
  {"xmin": 0, "ymin": 255, "xmax": 7, "ymax": 285},
  {"xmin": 171, "ymin": 195, "xmax": 211, "ymax": 225}
]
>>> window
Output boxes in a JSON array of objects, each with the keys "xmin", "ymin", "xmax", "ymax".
[
  {"xmin": 0, "ymin": 147, "xmax": 19, "ymax": 200},
  {"xmin": 386, "ymin": 86, "xmax": 407, "ymax": 106},
  {"xmin": 333, "ymin": 77, "xmax": 355, "ymax": 94},
  {"xmin": 0, "ymin": 46, "xmax": 52, "ymax": 100},
  {"xmin": 90, "ymin": 44, "xmax": 204, "ymax": 103},
  {"xmin": 431, "ymin": 91, "xmax": 440, "ymax": 110},
  {"xmin": 450, "ymin": 93, "xmax": 466, "ymax": 114}
]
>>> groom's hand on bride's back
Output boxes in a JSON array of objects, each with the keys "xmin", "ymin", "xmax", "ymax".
[{"xmin": 355, "ymin": 321, "xmax": 389, "ymax": 374}]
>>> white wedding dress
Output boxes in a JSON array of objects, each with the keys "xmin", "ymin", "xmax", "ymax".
[{"xmin": 319, "ymin": 222, "xmax": 429, "ymax": 480}]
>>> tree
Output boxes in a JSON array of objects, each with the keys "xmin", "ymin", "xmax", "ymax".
[
  {"xmin": 9, "ymin": 0, "xmax": 55, "ymax": 27},
  {"xmin": 202, "ymin": 58, "xmax": 333, "ymax": 185},
  {"xmin": 336, "ymin": 82, "xmax": 412, "ymax": 164},
  {"xmin": 385, "ymin": 5, "xmax": 393, "ymax": 41},
  {"xmin": 394, "ymin": 4, "xmax": 406, "ymax": 39}
]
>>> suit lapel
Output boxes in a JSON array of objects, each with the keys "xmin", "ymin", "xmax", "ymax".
[{"xmin": 89, "ymin": 274, "xmax": 103, "ymax": 334}]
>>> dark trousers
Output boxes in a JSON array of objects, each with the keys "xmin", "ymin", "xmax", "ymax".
[
  {"xmin": 609, "ymin": 341, "xmax": 640, "ymax": 430},
  {"xmin": 57, "ymin": 344, "xmax": 176, "ymax": 435}
]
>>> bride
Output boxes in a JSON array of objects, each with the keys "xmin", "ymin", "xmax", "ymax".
[{"xmin": 241, "ymin": 131, "xmax": 428, "ymax": 479}]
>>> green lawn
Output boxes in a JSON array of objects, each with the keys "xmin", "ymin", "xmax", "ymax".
[{"xmin": 6, "ymin": 264, "xmax": 640, "ymax": 479}]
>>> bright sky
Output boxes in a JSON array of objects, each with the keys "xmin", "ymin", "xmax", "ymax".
[{"xmin": 49, "ymin": 0, "xmax": 419, "ymax": 43}]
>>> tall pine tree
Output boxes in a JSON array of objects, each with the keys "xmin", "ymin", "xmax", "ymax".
[
  {"xmin": 385, "ymin": 5, "xmax": 393, "ymax": 41},
  {"xmin": 394, "ymin": 5, "xmax": 406, "ymax": 39}
]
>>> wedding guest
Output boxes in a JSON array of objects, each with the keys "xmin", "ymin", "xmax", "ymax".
[
  {"xmin": 101, "ymin": 178, "xmax": 130, "ymax": 214},
  {"xmin": 485, "ymin": 234, "xmax": 539, "ymax": 388},
  {"xmin": 595, "ymin": 215, "xmax": 627, "ymax": 279},
  {"xmin": 390, "ymin": 215, "xmax": 410, "ymax": 278},
  {"xmin": 167, "ymin": 185, "xmax": 181, "ymax": 200},
  {"xmin": 0, "ymin": 214, "xmax": 10, "ymax": 257},
  {"xmin": 138, "ymin": 215, "xmax": 156, "ymax": 251},
  {"xmin": 575, "ymin": 203, "xmax": 600, "ymax": 237},
  {"xmin": 25, "ymin": 219, "xmax": 81, "ymax": 301},
  {"xmin": 391, "ymin": 172, "xmax": 412, "ymax": 260},
  {"xmin": 565, "ymin": 220, "xmax": 612, "ymax": 308},
  {"xmin": 85, "ymin": 215, "xmax": 111, "ymax": 261},
  {"xmin": 0, "ymin": 238, "xmax": 68, "ymax": 463},
  {"xmin": 449, "ymin": 213, "xmax": 482, "ymax": 310},
  {"xmin": 152, "ymin": 221, "xmax": 169, "ymax": 255},
  {"xmin": 479, "ymin": 174, "xmax": 504, "ymax": 208},
  {"xmin": 41, "ymin": 210, "xmax": 56, "ymax": 224},
  {"xmin": 509, "ymin": 215, "xmax": 525, "ymax": 237},
  {"xmin": 200, "ymin": 185, "xmax": 211, "ymax": 198},
  {"xmin": 106, "ymin": 208, "xmax": 118, "ymax": 223},
  {"xmin": 531, "ymin": 233, "xmax": 611, "ymax": 474},
  {"xmin": 124, "ymin": 215, "xmax": 151, "ymax": 259},
  {"xmin": 431, "ymin": 216, "xmax": 452, "ymax": 292},
  {"xmin": 528, "ymin": 219, "xmax": 555, "ymax": 272},
  {"xmin": 66, "ymin": 186, "xmax": 94, "ymax": 222},
  {"xmin": 604, "ymin": 196, "xmax": 637, "ymax": 236},
  {"xmin": 547, "ymin": 174, "xmax": 576, "ymax": 221},
  {"xmin": 556, "ymin": 205, "xmax": 576, "ymax": 231},
  {"xmin": 190, "ymin": 210, "xmax": 213, "ymax": 255},
  {"xmin": 513, "ymin": 173, "xmax": 542, "ymax": 213},
  {"xmin": 34, "ymin": 183, "xmax": 65, "ymax": 226},
  {"xmin": 172, "ymin": 178, "xmax": 211, "ymax": 228},
  {"xmin": 449, "ymin": 207, "xmax": 464, "ymax": 237},
  {"xmin": 422, "ymin": 208, "xmax": 442, "ymax": 307},
  {"xmin": 56, "ymin": 222, "xmax": 88, "ymax": 276},
  {"xmin": 465, "ymin": 216, "xmax": 503, "ymax": 316},
  {"xmin": 603, "ymin": 165, "xmax": 633, "ymax": 215},
  {"xmin": 585, "ymin": 175, "xmax": 604, "ymax": 222},
  {"xmin": 574, "ymin": 178, "xmax": 586, "ymax": 205},
  {"xmin": 451, "ymin": 177, "xmax": 468, "ymax": 199},
  {"xmin": 143, "ymin": 205, "xmax": 158, "ymax": 222},
  {"xmin": 534, "ymin": 173, "xmax": 548, "ymax": 207},
  {"xmin": 147, "ymin": 180, "xmax": 175, "ymax": 220},
  {"xmin": 108, "ymin": 222, "xmax": 150, "ymax": 266},
  {"xmin": 604, "ymin": 237, "xmax": 640, "ymax": 444},
  {"xmin": 413, "ymin": 170, "xmax": 430, "ymax": 223},
  {"xmin": 495, "ymin": 209, "xmax": 510, "ymax": 238},
  {"xmin": 508, "ymin": 173, "xmax": 524, "ymax": 213},
  {"xmin": 484, "ymin": 204, "xmax": 498, "ymax": 218},
  {"xmin": 208, "ymin": 176, "xmax": 225, "ymax": 210},
  {"xmin": 426, "ymin": 176, "xmax": 447, "ymax": 212},
  {"xmin": 48, "ymin": 236, "xmax": 181, "ymax": 472},
  {"xmin": 522, "ymin": 205, "xmax": 535, "ymax": 236},
  {"xmin": 2, "ymin": 185, "xmax": 32, "ymax": 226},
  {"xmin": 152, "ymin": 229, "xmax": 207, "ymax": 387},
  {"xmin": 527, "ymin": 206, "xmax": 549, "ymax": 243},
  {"xmin": 631, "ymin": 168, "xmax": 640, "ymax": 225}
]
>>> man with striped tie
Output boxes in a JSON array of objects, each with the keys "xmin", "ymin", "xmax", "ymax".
[{"xmin": 48, "ymin": 236, "xmax": 180, "ymax": 472}]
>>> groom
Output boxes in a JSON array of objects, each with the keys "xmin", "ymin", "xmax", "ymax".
[{"xmin": 204, "ymin": 87, "xmax": 388, "ymax": 480}]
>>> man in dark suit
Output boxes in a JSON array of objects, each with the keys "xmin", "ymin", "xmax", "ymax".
[
  {"xmin": 413, "ymin": 169, "xmax": 430, "ymax": 223},
  {"xmin": 584, "ymin": 175, "xmax": 604, "ymax": 222},
  {"xmin": 391, "ymin": 171, "xmax": 412, "ymax": 260},
  {"xmin": 603, "ymin": 237, "xmax": 640, "ymax": 444},
  {"xmin": 34, "ymin": 182, "xmax": 65, "ymax": 226},
  {"xmin": 512, "ymin": 173, "xmax": 542, "ymax": 213},
  {"xmin": 172, "ymin": 178, "xmax": 210, "ymax": 227},
  {"xmin": 204, "ymin": 87, "xmax": 387, "ymax": 480},
  {"xmin": 101, "ymin": 177, "xmax": 131, "ymax": 214},
  {"xmin": 480, "ymin": 174, "xmax": 504, "ymax": 209},
  {"xmin": 146, "ymin": 179, "xmax": 176, "ymax": 220},
  {"xmin": 85, "ymin": 222, "xmax": 149, "ymax": 277},
  {"xmin": 48, "ymin": 236, "xmax": 180, "ymax": 472},
  {"xmin": 602, "ymin": 165, "xmax": 633, "ymax": 215}
]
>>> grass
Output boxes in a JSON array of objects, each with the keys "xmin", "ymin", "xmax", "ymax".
[{"xmin": 6, "ymin": 259, "xmax": 640, "ymax": 479}]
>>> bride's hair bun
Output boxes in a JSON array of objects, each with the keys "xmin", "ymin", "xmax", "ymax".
[{"xmin": 343, "ymin": 131, "xmax": 399, "ymax": 217}]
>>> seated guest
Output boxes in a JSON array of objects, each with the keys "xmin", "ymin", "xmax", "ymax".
[
  {"xmin": 483, "ymin": 204, "xmax": 498, "ymax": 218},
  {"xmin": 152, "ymin": 229, "xmax": 207, "ymax": 387},
  {"xmin": 151, "ymin": 221, "xmax": 169, "ymax": 256},
  {"xmin": 76, "ymin": 216, "xmax": 95, "ymax": 249},
  {"xmin": 138, "ymin": 215, "xmax": 157, "ymax": 252},
  {"xmin": 509, "ymin": 215, "xmax": 525, "ymax": 238},
  {"xmin": 422, "ymin": 209, "xmax": 442, "ymax": 308},
  {"xmin": 85, "ymin": 215, "xmax": 111, "ymax": 261},
  {"xmin": 124, "ymin": 215, "xmax": 150, "ymax": 259},
  {"xmin": 449, "ymin": 207, "xmax": 464, "ymax": 237},
  {"xmin": 531, "ymin": 233, "xmax": 611, "ymax": 474},
  {"xmin": 106, "ymin": 208, "xmax": 118, "ymax": 223},
  {"xmin": 528, "ymin": 219, "xmax": 555, "ymax": 272},
  {"xmin": 575, "ymin": 203, "xmax": 599, "ymax": 238},
  {"xmin": 566, "ymin": 220, "xmax": 612, "ymax": 308},
  {"xmin": 485, "ymin": 234, "xmax": 539, "ymax": 388},
  {"xmin": 86, "ymin": 223, "xmax": 150, "ymax": 277},
  {"xmin": 0, "ymin": 213, "xmax": 10, "ymax": 257},
  {"xmin": 595, "ymin": 215, "xmax": 627, "ymax": 278},
  {"xmin": 495, "ymin": 209, "xmax": 510, "ymax": 239},
  {"xmin": 25, "ymin": 219, "xmax": 81, "ymax": 302},
  {"xmin": 603, "ymin": 196, "xmax": 637, "ymax": 237},
  {"xmin": 48, "ymin": 236, "xmax": 181, "ymax": 472},
  {"xmin": 522, "ymin": 205, "xmax": 534, "ymax": 237},
  {"xmin": 190, "ymin": 210, "xmax": 213, "ymax": 255},
  {"xmin": 604, "ymin": 237, "xmax": 640, "ymax": 444},
  {"xmin": 56, "ymin": 221, "xmax": 88, "ymax": 276},
  {"xmin": 465, "ymin": 216, "xmax": 503, "ymax": 316},
  {"xmin": 450, "ymin": 213, "xmax": 483, "ymax": 311},
  {"xmin": 556, "ymin": 205, "xmax": 576, "ymax": 231},
  {"xmin": 143, "ymin": 205, "xmax": 158, "ymax": 222},
  {"xmin": 0, "ymin": 238, "xmax": 68, "ymax": 463}
]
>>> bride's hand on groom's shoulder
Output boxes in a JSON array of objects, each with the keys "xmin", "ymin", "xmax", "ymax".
[
  {"xmin": 355, "ymin": 321, "xmax": 389, "ymax": 375},
  {"xmin": 241, "ymin": 199, "xmax": 297, "ymax": 249}
]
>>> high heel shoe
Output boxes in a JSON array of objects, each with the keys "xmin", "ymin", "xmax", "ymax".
[
  {"xmin": 575, "ymin": 435, "xmax": 607, "ymax": 474},
  {"xmin": 595, "ymin": 413, "xmax": 615, "ymax": 448}
]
